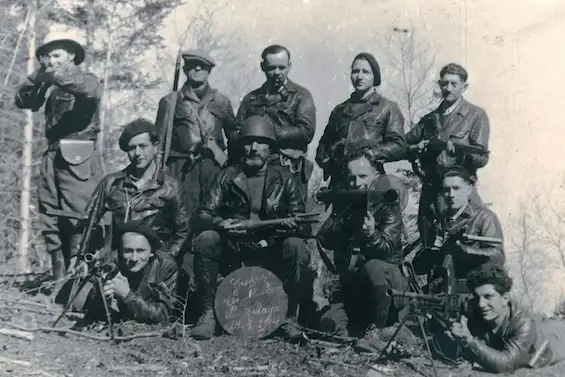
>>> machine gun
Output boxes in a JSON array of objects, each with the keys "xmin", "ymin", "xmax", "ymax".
[
  {"xmin": 222, "ymin": 212, "xmax": 321, "ymax": 234},
  {"xmin": 378, "ymin": 287, "xmax": 470, "ymax": 377}
]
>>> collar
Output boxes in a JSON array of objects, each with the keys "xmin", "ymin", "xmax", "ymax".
[
  {"xmin": 439, "ymin": 97, "xmax": 469, "ymax": 116},
  {"xmin": 258, "ymin": 79, "xmax": 298, "ymax": 95},
  {"xmin": 349, "ymin": 88, "xmax": 381, "ymax": 104},
  {"xmin": 180, "ymin": 81, "xmax": 213, "ymax": 101},
  {"xmin": 123, "ymin": 162, "xmax": 165, "ymax": 188}
]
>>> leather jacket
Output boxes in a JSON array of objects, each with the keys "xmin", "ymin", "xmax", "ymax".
[
  {"xmin": 316, "ymin": 90, "xmax": 406, "ymax": 182},
  {"xmin": 196, "ymin": 164, "xmax": 311, "ymax": 238},
  {"xmin": 465, "ymin": 300, "xmax": 553, "ymax": 373},
  {"xmin": 156, "ymin": 82, "xmax": 237, "ymax": 155},
  {"xmin": 85, "ymin": 165, "xmax": 190, "ymax": 258},
  {"xmin": 117, "ymin": 251, "xmax": 178, "ymax": 324},
  {"xmin": 236, "ymin": 80, "xmax": 316, "ymax": 152},
  {"xmin": 437, "ymin": 201, "xmax": 505, "ymax": 278},
  {"xmin": 406, "ymin": 99, "xmax": 490, "ymax": 183},
  {"xmin": 15, "ymin": 66, "xmax": 101, "ymax": 148},
  {"xmin": 318, "ymin": 202, "xmax": 404, "ymax": 272}
]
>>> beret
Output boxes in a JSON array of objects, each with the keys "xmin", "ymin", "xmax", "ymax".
[
  {"xmin": 118, "ymin": 118, "xmax": 157, "ymax": 152},
  {"xmin": 181, "ymin": 49, "xmax": 215, "ymax": 68},
  {"xmin": 117, "ymin": 220, "xmax": 162, "ymax": 250}
]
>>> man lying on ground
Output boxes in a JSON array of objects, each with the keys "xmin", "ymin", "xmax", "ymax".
[
  {"xmin": 447, "ymin": 262, "xmax": 553, "ymax": 373},
  {"xmin": 85, "ymin": 220, "xmax": 178, "ymax": 324}
]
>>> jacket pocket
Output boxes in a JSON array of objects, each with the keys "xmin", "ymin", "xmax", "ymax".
[{"xmin": 58, "ymin": 139, "xmax": 95, "ymax": 181}]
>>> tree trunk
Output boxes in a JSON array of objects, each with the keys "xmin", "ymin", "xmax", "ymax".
[
  {"xmin": 85, "ymin": 0, "xmax": 95, "ymax": 70},
  {"xmin": 18, "ymin": 4, "xmax": 37, "ymax": 274},
  {"xmin": 98, "ymin": 26, "xmax": 114, "ymax": 163}
]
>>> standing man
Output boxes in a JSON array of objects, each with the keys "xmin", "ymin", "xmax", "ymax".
[
  {"xmin": 83, "ymin": 119, "xmax": 190, "ymax": 261},
  {"xmin": 236, "ymin": 44, "xmax": 316, "ymax": 203},
  {"xmin": 155, "ymin": 49, "xmax": 237, "ymax": 216},
  {"xmin": 190, "ymin": 116, "xmax": 311, "ymax": 341},
  {"xmin": 14, "ymin": 28, "xmax": 104, "ymax": 280},
  {"xmin": 406, "ymin": 63, "xmax": 491, "ymax": 248}
]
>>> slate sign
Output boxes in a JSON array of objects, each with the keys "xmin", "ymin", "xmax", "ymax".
[{"xmin": 214, "ymin": 266, "xmax": 288, "ymax": 339}]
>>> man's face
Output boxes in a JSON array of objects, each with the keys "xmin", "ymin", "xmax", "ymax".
[
  {"xmin": 438, "ymin": 73, "xmax": 467, "ymax": 103},
  {"xmin": 120, "ymin": 233, "xmax": 154, "ymax": 273},
  {"xmin": 261, "ymin": 51, "xmax": 291, "ymax": 89},
  {"xmin": 242, "ymin": 139, "xmax": 270, "ymax": 169},
  {"xmin": 347, "ymin": 156, "xmax": 378, "ymax": 189},
  {"xmin": 39, "ymin": 46, "xmax": 75, "ymax": 70},
  {"xmin": 442, "ymin": 176, "xmax": 472, "ymax": 212},
  {"xmin": 126, "ymin": 132, "xmax": 158, "ymax": 170},
  {"xmin": 472, "ymin": 283, "xmax": 510, "ymax": 323},
  {"xmin": 184, "ymin": 60, "xmax": 211, "ymax": 85},
  {"xmin": 350, "ymin": 58, "xmax": 374, "ymax": 92}
]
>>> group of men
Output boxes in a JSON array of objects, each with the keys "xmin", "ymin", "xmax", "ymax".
[{"xmin": 13, "ymin": 28, "xmax": 554, "ymax": 374}]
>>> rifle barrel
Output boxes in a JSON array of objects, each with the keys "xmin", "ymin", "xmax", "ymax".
[
  {"xmin": 44, "ymin": 208, "xmax": 88, "ymax": 220},
  {"xmin": 386, "ymin": 288, "xmax": 444, "ymax": 303},
  {"xmin": 463, "ymin": 234, "xmax": 503, "ymax": 244}
]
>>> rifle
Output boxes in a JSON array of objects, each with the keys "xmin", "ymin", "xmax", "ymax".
[
  {"xmin": 45, "ymin": 208, "xmax": 88, "ymax": 221},
  {"xmin": 222, "ymin": 212, "xmax": 320, "ymax": 232},
  {"xmin": 157, "ymin": 50, "xmax": 182, "ymax": 169}
]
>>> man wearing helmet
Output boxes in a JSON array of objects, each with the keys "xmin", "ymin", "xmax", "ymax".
[
  {"xmin": 190, "ymin": 116, "xmax": 311, "ymax": 341},
  {"xmin": 14, "ymin": 27, "xmax": 104, "ymax": 281}
]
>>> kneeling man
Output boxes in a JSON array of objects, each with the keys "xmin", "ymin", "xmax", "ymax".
[
  {"xmin": 317, "ymin": 148, "xmax": 406, "ymax": 340},
  {"xmin": 448, "ymin": 263, "xmax": 553, "ymax": 373},
  {"xmin": 87, "ymin": 220, "xmax": 178, "ymax": 324},
  {"xmin": 191, "ymin": 116, "xmax": 311, "ymax": 340}
]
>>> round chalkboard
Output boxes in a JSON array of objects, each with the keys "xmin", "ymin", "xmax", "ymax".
[{"xmin": 214, "ymin": 266, "xmax": 288, "ymax": 339}]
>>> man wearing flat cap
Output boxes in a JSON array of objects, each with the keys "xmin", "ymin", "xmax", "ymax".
[
  {"xmin": 14, "ymin": 26, "xmax": 104, "ymax": 281},
  {"xmin": 81, "ymin": 119, "xmax": 190, "ymax": 263},
  {"xmin": 85, "ymin": 220, "xmax": 179, "ymax": 324},
  {"xmin": 236, "ymin": 44, "xmax": 317, "ymax": 204},
  {"xmin": 155, "ymin": 49, "xmax": 237, "ymax": 215},
  {"xmin": 190, "ymin": 115, "xmax": 311, "ymax": 340}
]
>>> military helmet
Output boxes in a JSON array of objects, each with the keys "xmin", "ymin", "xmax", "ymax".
[{"xmin": 238, "ymin": 116, "xmax": 277, "ymax": 145}]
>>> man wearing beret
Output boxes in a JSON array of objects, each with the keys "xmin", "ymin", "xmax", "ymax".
[
  {"xmin": 155, "ymin": 49, "xmax": 237, "ymax": 216},
  {"xmin": 85, "ymin": 220, "xmax": 179, "ymax": 324},
  {"xmin": 14, "ymin": 27, "xmax": 104, "ymax": 281},
  {"xmin": 406, "ymin": 63, "xmax": 491, "ymax": 249},
  {"xmin": 236, "ymin": 44, "xmax": 316, "ymax": 204},
  {"xmin": 82, "ymin": 119, "xmax": 190, "ymax": 262},
  {"xmin": 190, "ymin": 116, "xmax": 311, "ymax": 340}
]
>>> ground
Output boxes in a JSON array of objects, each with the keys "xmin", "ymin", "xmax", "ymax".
[{"xmin": 3, "ymin": 282, "xmax": 565, "ymax": 377}]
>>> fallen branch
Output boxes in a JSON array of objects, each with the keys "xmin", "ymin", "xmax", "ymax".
[
  {"xmin": 0, "ymin": 327, "xmax": 34, "ymax": 341},
  {"xmin": 231, "ymin": 365, "xmax": 270, "ymax": 372},
  {"xmin": 0, "ymin": 356, "xmax": 62, "ymax": 377},
  {"xmin": 302, "ymin": 327, "xmax": 358, "ymax": 343},
  {"xmin": 3, "ymin": 322, "xmax": 164, "ymax": 342},
  {"xmin": 107, "ymin": 365, "xmax": 167, "ymax": 372},
  {"xmin": 309, "ymin": 357, "xmax": 359, "ymax": 369}
]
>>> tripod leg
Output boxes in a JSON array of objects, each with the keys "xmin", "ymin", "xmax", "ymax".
[
  {"xmin": 52, "ymin": 276, "xmax": 91, "ymax": 327},
  {"xmin": 416, "ymin": 315, "xmax": 438, "ymax": 377},
  {"xmin": 96, "ymin": 277, "xmax": 116, "ymax": 342},
  {"xmin": 377, "ymin": 312, "xmax": 411, "ymax": 361}
]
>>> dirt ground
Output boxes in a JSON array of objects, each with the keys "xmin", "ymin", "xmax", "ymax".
[{"xmin": 2, "ymin": 281, "xmax": 565, "ymax": 377}]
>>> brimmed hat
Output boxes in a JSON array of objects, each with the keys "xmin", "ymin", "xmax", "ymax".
[
  {"xmin": 181, "ymin": 49, "xmax": 216, "ymax": 68},
  {"xmin": 36, "ymin": 28, "xmax": 86, "ymax": 65}
]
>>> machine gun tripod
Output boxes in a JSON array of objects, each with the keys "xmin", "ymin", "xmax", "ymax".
[{"xmin": 377, "ymin": 289, "xmax": 468, "ymax": 377}]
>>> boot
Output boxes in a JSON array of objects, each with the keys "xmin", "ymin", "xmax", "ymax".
[
  {"xmin": 191, "ymin": 255, "xmax": 218, "ymax": 340},
  {"xmin": 354, "ymin": 285, "xmax": 392, "ymax": 353}
]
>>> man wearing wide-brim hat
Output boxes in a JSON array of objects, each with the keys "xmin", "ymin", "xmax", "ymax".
[
  {"xmin": 154, "ymin": 48, "xmax": 238, "ymax": 307},
  {"xmin": 14, "ymin": 26, "xmax": 104, "ymax": 283}
]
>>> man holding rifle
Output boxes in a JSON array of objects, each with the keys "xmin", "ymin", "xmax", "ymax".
[
  {"xmin": 406, "ymin": 63, "xmax": 491, "ymax": 249},
  {"xmin": 317, "ymin": 149, "xmax": 408, "ymax": 347},
  {"xmin": 14, "ymin": 27, "xmax": 104, "ymax": 281},
  {"xmin": 190, "ymin": 116, "xmax": 313, "ymax": 340},
  {"xmin": 413, "ymin": 167, "xmax": 505, "ymax": 291}
]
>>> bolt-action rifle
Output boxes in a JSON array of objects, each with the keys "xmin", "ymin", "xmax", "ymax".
[{"xmin": 222, "ymin": 212, "xmax": 321, "ymax": 233}]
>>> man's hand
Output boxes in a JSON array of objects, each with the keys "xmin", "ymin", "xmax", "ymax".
[
  {"xmin": 414, "ymin": 140, "xmax": 429, "ymax": 152},
  {"xmin": 280, "ymin": 218, "xmax": 298, "ymax": 230},
  {"xmin": 448, "ymin": 315, "xmax": 473, "ymax": 345},
  {"xmin": 31, "ymin": 66, "xmax": 56, "ymax": 85},
  {"xmin": 446, "ymin": 139, "xmax": 456, "ymax": 155},
  {"xmin": 105, "ymin": 272, "xmax": 131, "ymax": 300},
  {"xmin": 361, "ymin": 211, "xmax": 376, "ymax": 238}
]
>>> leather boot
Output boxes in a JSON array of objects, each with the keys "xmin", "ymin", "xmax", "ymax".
[{"xmin": 191, "ymin": 255, "xmax": 218, "ymax": 340}]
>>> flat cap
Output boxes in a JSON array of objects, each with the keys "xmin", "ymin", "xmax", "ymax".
[
  {"xmin": 181, "ymin": 49, "xmax": 215, "ymax": 67},
  {"xmin": 118, "ymin": 118, "xmax": 157, "ymax": 152},
  {"xmin": 117, "ymin": 220, "xmax": 162, "ymax": 251}
]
